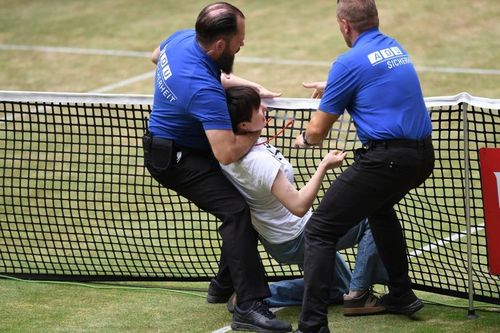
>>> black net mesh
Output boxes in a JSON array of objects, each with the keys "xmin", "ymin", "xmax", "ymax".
[{"xmin": 0, "ymin": 92, "xmax": 498, "ymax": 304}]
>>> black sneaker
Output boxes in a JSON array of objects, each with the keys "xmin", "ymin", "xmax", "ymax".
[
  {"xmin": 231, "ymin": 301, "xmax": 292, "ymax": 333},
  {"xmin": 380, "ymin": 290, "xmax": 424, "ymax": 315},
  {"xmin": 343, "ymin": 289, "xmax": 385, "ymax": 316},
  {"xmin": 206, "ymin": 278, "xmax": 234, "ymax": 304}
]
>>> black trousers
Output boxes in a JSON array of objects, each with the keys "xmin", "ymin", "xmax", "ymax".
[
  {"xmin": 299, "ymin": 137, "xmax": 435, "ymax": 331},
  {"xmin": 143, "ymin": 134, "xmax": 270, "ymax": 302}
]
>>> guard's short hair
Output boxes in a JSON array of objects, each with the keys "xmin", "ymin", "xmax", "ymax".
[
  {"xmin": 337, "ymin": 0, "xmax": 379, "ymax": 32},
  {"xmin": 225, "ymin": 86, "xmax": 261, "ymax": 133},
  {"xmin": 195, "ymin": 2, "xmax": 245, "ymax": 46}
]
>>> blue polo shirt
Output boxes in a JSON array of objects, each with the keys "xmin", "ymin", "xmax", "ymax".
[
  {"xmin": 149, "ymin": 29, "xmax": 232, "ymax": 150},
  {"xmin": 319, "ymin": 28, "xmax": 432, "ymax": 144}
]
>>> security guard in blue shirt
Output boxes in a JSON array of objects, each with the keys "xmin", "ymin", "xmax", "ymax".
[
  {"xmin": 143, "ymin": 2, "xmax": 291, "ymax": 332},
  {"xmin": 294, "ymin": 1, "xmax": 434, "ymax": 332}
]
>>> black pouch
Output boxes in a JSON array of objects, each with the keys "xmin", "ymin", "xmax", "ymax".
[
  {"xmin": 354, "ymin": 147, "xmax": 366, "ymax": 163},
  {"xmin": 144, "ymin": 134, "xmax": 175, "ymax": 173}
]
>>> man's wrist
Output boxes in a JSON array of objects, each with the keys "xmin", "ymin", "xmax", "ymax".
[{"xmin": 302, "ymin": 131, "xmax": 313, "ymax": 146}]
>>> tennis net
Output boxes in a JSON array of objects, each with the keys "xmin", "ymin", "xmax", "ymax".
[{"xmin": 0, "ymin": 91, "xmax": 498, "ymax": 305}]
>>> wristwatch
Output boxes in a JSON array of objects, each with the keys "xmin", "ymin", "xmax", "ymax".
[{"xmin": 301, "ymin": 131, "xmax": 312, "ymax": 146}]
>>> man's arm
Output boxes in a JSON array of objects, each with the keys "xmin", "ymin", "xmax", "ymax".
[
  {"xmin": 206, "ymin": 129, "xmax": 260, "ymax": 165},
  {"xmin": 221, "ymin": 73, "xmax": 281, "ymax": 98},
  {"xmin": 294, "ymin": 110, "xmax": 340, "ymax": 148},
  {"xmin": 271, "ymin": 150, "xmax": 346, "ymax": 217},
  {"xmin": 151, "ymin": 46, "xmax": 160, "ymax": 65}
]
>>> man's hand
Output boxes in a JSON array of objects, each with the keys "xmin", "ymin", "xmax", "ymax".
[
  {"xmin": 255, "ymin": 85, "xmax": 282, "ymax": 98},
  {"xmin": 294, "ymin": 132, "xmax": 309, "ymax": 148},
  {"xmin": 302, "ymin": 81, "xmax": 326, "ymax": 99},
  {"xmin": 293, "ymin": 110, "xmax": 338, "ymax": 149},
  {"xmin": 221, "ymin": 73, "xmax": 282, "ymax": 98}
]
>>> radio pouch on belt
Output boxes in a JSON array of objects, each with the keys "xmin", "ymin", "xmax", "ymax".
[{"xmin": 143, "ymin": 132, "xmax": 174, "ymax": 172}]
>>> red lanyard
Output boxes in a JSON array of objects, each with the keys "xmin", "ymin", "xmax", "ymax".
[{"xmin": 255, "ymin": 118, "xmax": 294, "ymax": 146}]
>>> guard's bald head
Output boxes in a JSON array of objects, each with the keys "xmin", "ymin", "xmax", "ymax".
[
  {"xmin": 195, "ymin": 2, "xmax": 245, "ymax": 46},
  {"xmin": 202, "ymin": 2, "xmax": 233, "ymax": 18}
]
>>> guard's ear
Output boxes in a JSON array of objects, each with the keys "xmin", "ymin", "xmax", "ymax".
[
  {"xmin": 340, "ymin": 18, "xmax": 350, "ymax": 34},
  {"xmin": 214, "ymin": 39, "xmax": 226, "ymax": 55}
]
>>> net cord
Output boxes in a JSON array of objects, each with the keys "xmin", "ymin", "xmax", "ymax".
[{"xmin": 1, "ymin": 91, "xmax": 500, "ymax": 110}]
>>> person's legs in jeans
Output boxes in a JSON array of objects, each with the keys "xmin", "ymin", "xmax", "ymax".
[
  {"xmin": 336, "ymin": 219, "xmax": 388, "ymax": 293},
  {"xmin": 264, "ymin": 251, "xmax": 351, "ymax": 308},
  {"xmin": 259, "ymin": 231, "xmax": 350, "ymax": 307}
]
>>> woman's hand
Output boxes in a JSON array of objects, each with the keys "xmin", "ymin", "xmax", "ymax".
[{"xmin": 319, "ymin": 150, "xmax": 347, "ymax": 170}]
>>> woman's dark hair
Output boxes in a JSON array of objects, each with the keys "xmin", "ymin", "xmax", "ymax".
[
  {"xmin": 195, "ymin": 2, "xmax": 245, "ymax": 46},
  {"xmin": 225, "ymin": 86, "xmax": 261, "ymax": 133}
]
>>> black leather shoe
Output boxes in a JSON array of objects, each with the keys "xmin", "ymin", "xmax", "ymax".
[
  {"xmin": 206, "ymin": 278, "xmax": 234, "ymax": 304},
  {"xmin": 381, "ymin": 290, "xmax": 424, "ymax": 315},
  {"xmin": 231, "ymin": 301, "xmax": 292, "ymax": 332}
]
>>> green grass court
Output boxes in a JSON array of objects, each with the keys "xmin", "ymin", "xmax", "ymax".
[{"xmin": 1, "ymin": 0, "xmax": 500, "ymax": 332}]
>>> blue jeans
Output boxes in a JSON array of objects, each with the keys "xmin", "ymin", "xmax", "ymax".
[{"xmin": 260, "ymin": 219, "xmax": 388, "ymax": 307}]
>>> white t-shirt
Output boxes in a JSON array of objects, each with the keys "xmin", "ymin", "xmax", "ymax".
[{"xmin": 220, "ymin": 139, "xmax": 311, "ymax": 244}]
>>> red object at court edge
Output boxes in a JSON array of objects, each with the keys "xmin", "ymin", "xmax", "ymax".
[{"xmin": 479, "ymin": 148, "xmax": 500, "ymax": 275}]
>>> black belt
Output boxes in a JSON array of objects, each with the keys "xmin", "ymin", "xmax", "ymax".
[
  {"xmin": 145, "ymin": 133, "xmax": 213, "ymax": 157},
  {"xmin": 363, "ymin": 136, "xmax": 432, "ymax": 150}
]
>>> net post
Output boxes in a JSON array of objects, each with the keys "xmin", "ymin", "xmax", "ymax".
[{"xmin": 462, "ymin": 101, "xmax": 478, "ymax": 319}]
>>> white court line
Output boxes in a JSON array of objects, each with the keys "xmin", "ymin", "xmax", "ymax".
[
  {"xmin": 2, "ymin": 44, "xmax": 500, "ymax": 75},
  {"xmin": 416, "ymin": 66, "xmax": 500, "ymax": 76},
  {"xmin": 0, "ymin": 44, "xmax": 154, "ymax": 94},
  {"xmin": 212, "ymin": 327, "xmax": 232, "ymax": 333},
  {"xmin": 0, "ymin": 44, "xmax": 150, "ymax": 58},
  {"xmin": 408, "ymin": 226, "xmax": 484, "ymax": 258},
  {"xmin": 87, "ymin": 71, "xmax": 155, "ymax": 93},
  {"xmin": 0, "ymin": 71, "xmax": 155, "ymax": 122}
]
